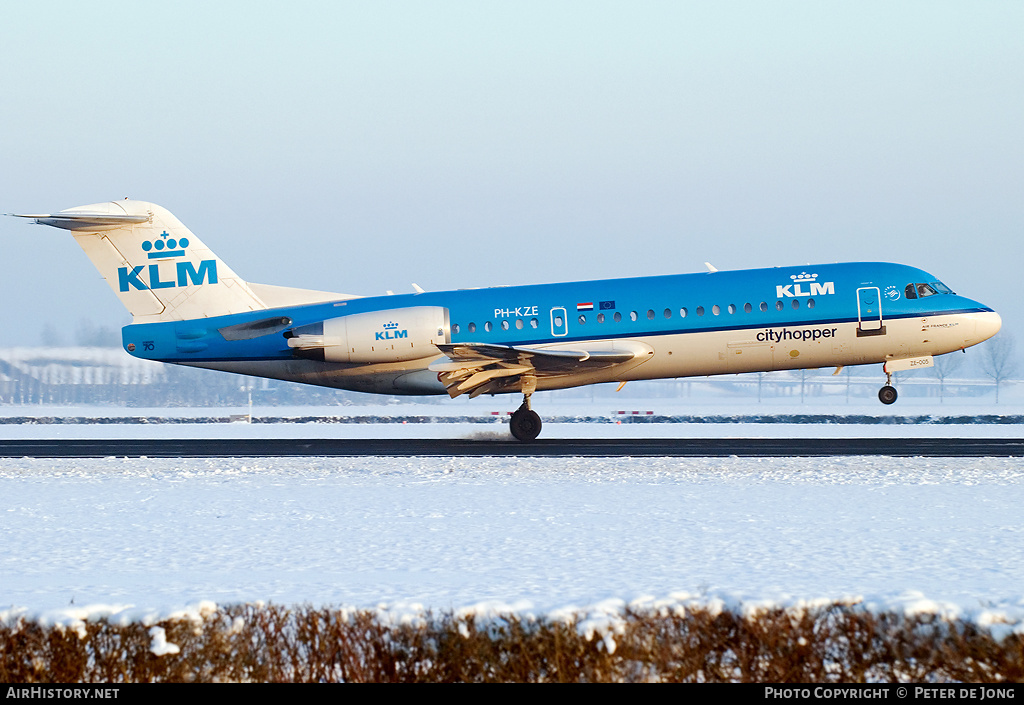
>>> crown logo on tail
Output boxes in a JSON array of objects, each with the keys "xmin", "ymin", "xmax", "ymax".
[{"xmin": 141, "ymin": 231, "xmax": 189, "ymax": 259}]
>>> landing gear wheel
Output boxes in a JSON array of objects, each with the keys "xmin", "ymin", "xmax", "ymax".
[
  {"xmin": 510, "ymin": 407, "xmax": 542, "ymax": 442},
  {"xmin": 878, "ymin": 385, "xmax": 898, "ymax": 405}
]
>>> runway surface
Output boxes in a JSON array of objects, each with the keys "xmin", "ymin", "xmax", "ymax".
[{"xmin": 1, "ymin": 437, "xmax": 1022, "ymax": 457}]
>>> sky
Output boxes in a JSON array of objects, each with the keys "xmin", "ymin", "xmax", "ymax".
[{"xmin": 2, "ymin": 1, "xmax": 1022, "ymax": 352}]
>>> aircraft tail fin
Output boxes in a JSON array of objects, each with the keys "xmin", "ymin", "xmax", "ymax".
[{"xmin": 16, "ymin": 200, "xmax": 281, "ymax": 323}]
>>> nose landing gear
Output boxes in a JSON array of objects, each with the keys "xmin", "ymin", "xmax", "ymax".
[
  {"xmin": 878, "ymin": 371, "xmax": 898, "ymax": 405},
  {"xmin": 510, "ymin": 393, "xmax": 542, "ymax": 442}
]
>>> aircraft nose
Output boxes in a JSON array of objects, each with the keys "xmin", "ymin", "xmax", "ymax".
[{"xmin": 974, "ymin": 310, "xmax": 1002, "ymax": 344}]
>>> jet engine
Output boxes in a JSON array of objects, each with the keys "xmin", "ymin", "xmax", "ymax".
[{"xmin": 285, "ymin": 306, "xmax": 450, "ymax": 364}]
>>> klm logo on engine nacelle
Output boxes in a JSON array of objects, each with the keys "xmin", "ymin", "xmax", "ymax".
[
  {"xmin": 117, "ymin": 232, "xmax": 218, "ymax": 292},
  {"xmin": 776, "ymin": 272, "xmax": 835, "ymax": 298},
  {"xmin": 375, "ymin": 321, "xmax": 408, "ymax": 341},
  {"xmin": 118, "ymin": 260, "xmax": 218, "ymax": 292}
]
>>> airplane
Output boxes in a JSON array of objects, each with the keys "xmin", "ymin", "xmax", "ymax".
[{"xmin": 13, "ymin": 199, "xmax": 1002, "ymax": 441}]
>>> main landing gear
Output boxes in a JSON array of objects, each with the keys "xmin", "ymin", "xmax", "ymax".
[
  {"xmin": 510, "ymin": 394, "xmax": 542, "ymax": 442},
  {"xmin": 878, "ymin": 371, "xmax": 898, "ymax": 405}
]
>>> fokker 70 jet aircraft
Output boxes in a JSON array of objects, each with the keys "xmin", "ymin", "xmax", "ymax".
[{"xmin": 14, "ymin": 200, "xmax": 1002, "ymax": 441}]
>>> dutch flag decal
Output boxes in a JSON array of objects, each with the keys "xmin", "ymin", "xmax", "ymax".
[{"xmin": 577, "ymin": 302, "xmax": 594, "ymax": 311}]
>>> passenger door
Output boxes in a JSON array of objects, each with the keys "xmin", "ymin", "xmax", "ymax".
[{"xmin": 856, "ymin": 287, "xmax": 886, "ymax": 336}]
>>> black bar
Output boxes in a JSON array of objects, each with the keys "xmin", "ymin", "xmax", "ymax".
[{"xmin": 0, "ymin": 438, "xmax": 1022, "ymax": 458}]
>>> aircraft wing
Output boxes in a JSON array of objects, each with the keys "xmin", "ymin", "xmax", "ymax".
[{"xmin": 430, "ymin": 342, "xmax": 649, "ymax": 398}]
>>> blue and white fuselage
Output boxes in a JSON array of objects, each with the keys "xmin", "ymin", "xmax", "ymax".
[
  {"xmin": 15, "ymin": 200, "xmax": 1001, "ymax": 440},
  {"xmin": 122, "ymin": 261, "xmax": 999, "ymax": 394}
]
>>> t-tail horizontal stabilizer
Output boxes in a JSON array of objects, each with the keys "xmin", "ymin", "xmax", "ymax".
[{"xmin": 12, "ymin": 211, "xmax": 152, "ymax": 230}]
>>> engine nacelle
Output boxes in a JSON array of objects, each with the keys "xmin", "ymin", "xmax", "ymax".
[{"xmin": 286, "ymin": 306, "xmax": 450, "ymax": 364}]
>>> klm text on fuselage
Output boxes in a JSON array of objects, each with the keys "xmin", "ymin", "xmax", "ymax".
[{"xmin": 776, "ymin": 282, "xmax": 834, "ymax": 297}]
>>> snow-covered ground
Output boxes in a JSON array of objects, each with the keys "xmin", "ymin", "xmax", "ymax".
[{"xmin": 2, "ymin": 453, "xmax": 1023, "ymax": 629}]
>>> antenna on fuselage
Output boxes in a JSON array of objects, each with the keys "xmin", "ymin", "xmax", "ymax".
[{"xmin": 704, "ymin": 262, "xmax": 718, "ymax": 273}]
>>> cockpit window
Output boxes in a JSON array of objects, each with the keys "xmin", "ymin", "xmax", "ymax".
[{"xmin": 907, "ymin": 281, "xmax": 954, "ymax": 300}]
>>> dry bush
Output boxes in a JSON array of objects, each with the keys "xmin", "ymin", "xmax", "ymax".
[{"xmin": 1, "ymin": 602, "xmax": 1021, "ymax": 682}]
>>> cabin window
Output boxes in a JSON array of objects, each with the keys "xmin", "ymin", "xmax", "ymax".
[
  {"xmin": 680, "ymin": 307, "xmax": 688, "ymax": 318},
  {"xmin": 501, "ymin": 320, "xmax": 509, "ymax": 330},
  {"xmin": 776, "ymin": 301, "xmax": 784, "ymax": 311},
  {"xmin": 516, "ymin": 319, "xmax": 524, "ymax": 330},
  {"xmin": 597, "ymin": 313, "xmax": 605, "ymax": 323},
  {"xmin": 664, "ymin": 308, "xmax": 672, "ymax": 319},
  {"xmin": 712, "ymin": 305, "xmax": 720, "ymax": 316},
  {"xmin": 452, "ymin": 324, "xmax": 460, "ymax": 334},
  {"xmin": 530, "ymin": 318, "xmax": 539, "ymax": 328},
  {"xmin": 485, "ymin": 321, "xmax": 493, "ymax": 332},
  {"xmin": 647, "ymin": 309, "xmax": 655, "ymax": 320},
  {"xmin": 553, "ymin": 316, "xmax": 563, "ymax": 328},
  {"xmin": 630, "ymin": 311, "xmax": 638, "ymax": 322},
  {"xmin": 696, "ymin": 306, "xmax": 705, "ymax": 317},
  {"xmin": 613, "ymin": 312, "xmax": 622, "ymax": 322},
  {"xmin": 468, "ymin": 322, "xmax": 476, "ymax": 333},
  {"xmin": 744, "ymin": 303, "xmax": 752, "ymax": 313},
  {"xmin": 791, "ymin": 299, "xmax": 800, "ymax": 310},
  {"xmin": 807, "ymin": 298, "xmax": 815, "ymax": 309},
  {"xmin": 760, "ymin": 302, "xmax": 768, "ymax": 312},
  {"xmin": 578, "ymin": 315, "xmax": 586, "ymax": 325},
  {"xmin": 728, "ymin": 304, "xmax": 736, "ymax": 314}
]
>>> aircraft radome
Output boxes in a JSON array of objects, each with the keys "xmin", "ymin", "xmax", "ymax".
[{"xmin": 13, "ymin": 200, "xmax": 1002, "ymax": 441}]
